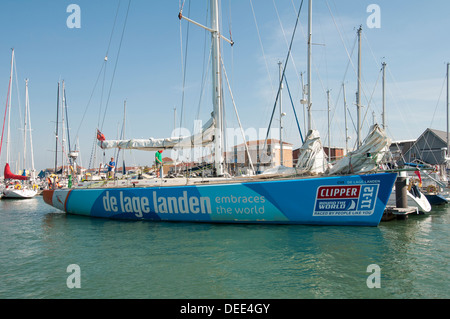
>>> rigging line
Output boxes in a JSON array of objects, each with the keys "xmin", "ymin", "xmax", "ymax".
[
  {"xmin": 178, "ymin": 0, "xmax": 191, "ymax": 137},
  {"xmin": 105, "ymin": 1, "xmax": 122, "ymax": 58},
  {"xmin": 196, "ymin": 1, "xmax": 210, "ymax": 121},
  {"xmin": 26, "ymin": 86, "xmax": 35, "ymax": 171},
  {"xmin": 227, "ymin": 0, "xmax": 234, "ymax": 93},
  {"xmin": 13, "ymin": 54, "xmax": 23, "ymax": 139},
  {"xmin": 272, "ymin": 0, "xmax": 302, "ymax": 88},
  {"xmin": 88, "ymin": 128, "xmax": 97, "ymax": 170},
  {"xmin": 409, "ymin": 70, "xmax": 447, "ymax": 165},
  {"xmin": 74, "ymin": 1, "xmax": 121, "ymax": 143},
  {"xmin": 325, "ymin": 0, "xmax": 357, "ymax": 79},
  {"xmin": 64, "ymin": 88, "xmax": 71, "ymax": 153},
  {"xmin": 0, "ymin": 55, "xmax": 13, "ymax": 159},
  {"xmin": 359, "ymin": 31, "xmax": 381, "ymax": 109},
  {"xmin": 98, "ymin": 1, "xmax": 121, "ymax": 128},
  {"xmin": 221, "ymin": 57, "xmax": 255, "ymax": 173},
  {"xmin": 332, "ymin": 38, "xmax": 356, "ymax": 117},
  {"xmin": 100, "ymin": 0, "xmax": 132, "ymax": 131},
  {"xmin": 249, "ymin": 0, "xmax": 274, "ymax": 93},
  {"xmin": 360, "ymin": 67, "xmax": 381, "ymax": 128},
  {"xmin": 428, "ymin": 73, "xmax": 446, "ymax": 128},
  {"xmin": 196, "ymin": 43, "xmax": 212, "ymax": 121},
  {"xmin": 284, "ymin": 76, "xmax": 304, "ymax": 143},
  {"xmin": 263, "ymin": 0, "xmax": 304, "ymax": 150},
  {"xmin": 98, "ymin": 58, "xmax": 108, "ymax": 128},
  {"xmin": 74, "ymin": 62, "xmax": 105, "ymax": 143}
]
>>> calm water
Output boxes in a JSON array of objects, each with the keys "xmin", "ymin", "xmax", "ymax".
[{"xmin": 0, "ymin": 195, "xmax": 448, "ymax": 299}]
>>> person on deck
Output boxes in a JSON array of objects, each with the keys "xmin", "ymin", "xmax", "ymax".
[
  {"xmin": 106, "ymin": 157, "xmax": 115, "ymax": 179},
  {"xmin": 155, "ymin": 150, "xmax": 163, "ymax": 178}
]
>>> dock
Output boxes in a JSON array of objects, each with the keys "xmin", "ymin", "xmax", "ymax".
[
  {"xmin": 382, "ymin": 206, "xmax": 418, "ymax": 221},
  {"xmin": 382, "ymin": 171, "xmax": 419, "ymax": 221}
]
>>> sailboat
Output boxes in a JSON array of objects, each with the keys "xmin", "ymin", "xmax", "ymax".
[
  {"xmin": 1, "ymin": 51, "xmax": 38, "ymax": 199},
  {"xmin": 43, "ymin": 0, "xmax": 397, "ymax": 226}
]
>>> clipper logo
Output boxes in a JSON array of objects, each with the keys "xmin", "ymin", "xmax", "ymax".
[{"xmin": 313, "ymin": 184, "xmax": 379, "ymax": 216}]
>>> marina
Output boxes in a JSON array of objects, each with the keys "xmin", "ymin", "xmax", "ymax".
[{"xmin": 1, "ymin": 0, "xmax": 450, "ymax": 302}]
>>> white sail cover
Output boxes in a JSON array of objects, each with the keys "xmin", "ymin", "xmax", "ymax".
[
  {"xmin": 328, "ymin": 124, "xmax": 391, "ymax": 175},
  {"xmin": 295, "ymin": 129, "xmax": 329, "ymax": 174},
  {"xmin": 99, "ymin": 117, "xmax": 215, "ymax": 151},
  {"xmin": 258, "ymin": 130, "xmax": 328, "ymax": 177}
]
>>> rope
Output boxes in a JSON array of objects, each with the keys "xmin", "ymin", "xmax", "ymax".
[
  {"xmin": 221, "ymin": 57, "xmax": 255, "ymax": 174},
  {"xmin": 74, "ymin": 0, "xmax": 122, "ymax": 169},
  {"xmin": 284, "ymin": 76, "xmax": 304, "ymax": 143},
  {"xmin": 263, "ymin": 0, "xmax": 304, "ymax": 150},
  {"xmin": 178, "ymin": 0, "xmax": 191, "ymax": 135},
  {"xmin": 100, "ymin": 0, "xmax": 132, "ymax": 131}
]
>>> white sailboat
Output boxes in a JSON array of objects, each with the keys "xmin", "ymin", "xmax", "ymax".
[
  {"xmin": 1, "ymin": 51, "xmax": 37, "ymax": 199},
  {"xmin": 43, "ymin": 0, "xmax": 397, "ymax": 226}
]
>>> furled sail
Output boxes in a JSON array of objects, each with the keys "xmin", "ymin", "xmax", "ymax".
[
  {"xmin": 260, "ymin": 130, "xmax": 329, "ymax": 177},
  {"xmin": 296, "ymin": 129, "xmax": 329, "ymax": 174},
  {"xmin": 3, "ymin": 163, "xmax": 28, "ymax": 180},
  {"xmin": 98, "ymin": 117, "xmax": 215, "ymax": 151},
  {"xmin": 328, "ymin": 124, "xmax": 391, "ymax": 175}
]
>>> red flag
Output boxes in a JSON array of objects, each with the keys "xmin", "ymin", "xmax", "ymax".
[
  {"xmin": 414, "ymin": 170, "xmax": 422, "ymax": 185},
  {"xmin": 97, "ymin": 129, "xmax": 105, "ymax": 141}
]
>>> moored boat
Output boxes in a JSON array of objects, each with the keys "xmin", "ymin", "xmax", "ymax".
[
  {"xmin": 2, "ymin": 185, "xmax": 37, "ymax": 199},
  {"xmin": 44, "ymin": 172, "xmax": 396, "ymax": 226},
  {"xmin": 42, "ymin": 0, "xmax": 397, "ymax": 226}
]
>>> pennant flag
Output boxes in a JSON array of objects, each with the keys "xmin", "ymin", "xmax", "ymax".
[
  {"xmin": 414, "ymin": 170, "xmax": 422, "ymax": 187},
  {"xmin": 97, "ymin": 129, "xmax": 105, "ymax": 141}
]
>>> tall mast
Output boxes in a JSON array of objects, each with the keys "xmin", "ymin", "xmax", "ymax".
[
  {"xmin": 327, "ymin": 89, "xmax": 331, "ymax": 157},
  {"xmin": 23, "ymin": 79, "xmax": 28, "ymax": 172},
  {"xmin": 447, "ymin": 62, "xmax": 449, "ymax": 154},
  {"xmin": 342, "ymin": 83, "xmax": 349, "ymax": 153},
  {"xmin": 55, "ymin": 82, "xmax": 60, "ymax": 173},
  {"xmin": 178, "ymin": 0, "xmax": 231, "ymax": 175},
  {"xmin": 382, "ymin": 62, "xmax": 386, "ymax": 129},
  {"xmin": 64, "ymin": 85, "xmax": 71, "ymax": 156},
  {"xmin": 211, "ymin": 0, "xmax": 223, "ymax": 176},
  {"xmin": 61, "ymin": 80, "xmax": 66, "ymax": 176},
  {"xmin": 6, "ymin": 49, "xmax": 14, "ymax": 164},
  {"xmin": 122, "ymin": 99, "xmax": 126, "ymax": 173},
  {"xmin": 306, "ymin": 0, "xmax": 312, "ymax": 132},
  {"xmin": 278, "ymin": 61, "xmax": 284, "ymax": 166},
  {"xmin": 27, "ymin": 80, "xmax": 35, "ymax": 175},
  {"xmin": 356, "ymin": 25, "xmax": 362, "ymax": 148}
]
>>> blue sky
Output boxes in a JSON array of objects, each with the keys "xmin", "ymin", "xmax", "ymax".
[{"xmin": 0, "ymin": 0, "xmax": 449, "ymax": 171}]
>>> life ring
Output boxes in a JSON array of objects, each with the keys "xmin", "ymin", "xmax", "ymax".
[
  {"xmin": 14, "ymin": 184, "xmax": 21, "ymax": 190},
  {"xmin": 426, "ymin": 185, "xmax": 437, "ymax": 194}
]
